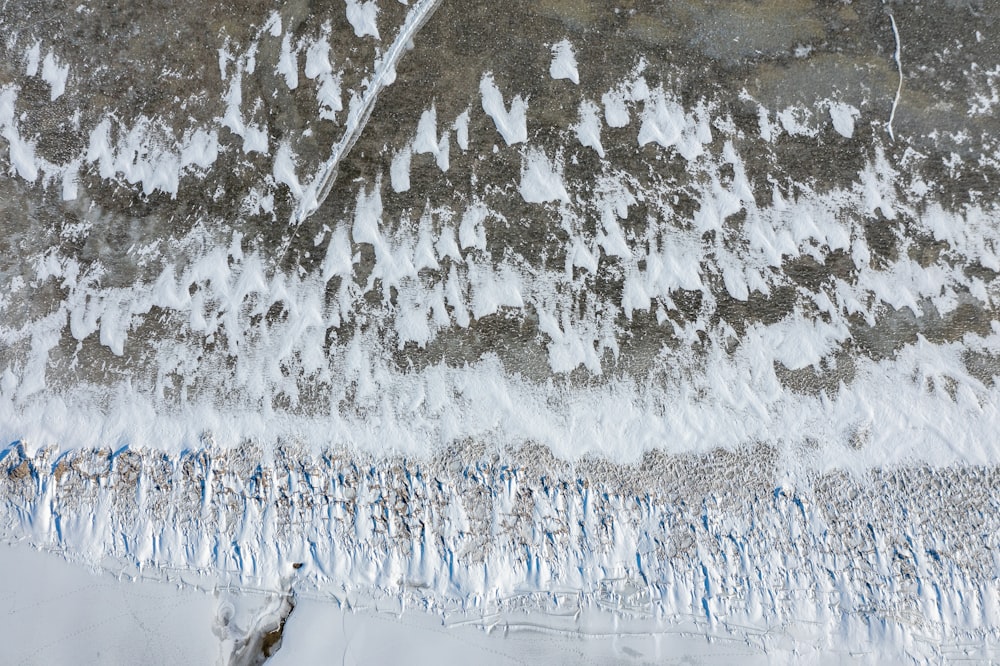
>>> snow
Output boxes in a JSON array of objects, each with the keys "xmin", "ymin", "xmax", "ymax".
[
  {"xmin": 519, "ymin": 147, "xmax": 569, "ymax": 204},
  {"xmin": 777, "ymin": 105, "xmax": 817, "ymax": 137},
  {"xmin": 549, "ymin": 39, "xmax": 579, "ymax": 84},
  {"xmin": 346, "ymin": 0, "xmax": 380, "ymax": 39},
  {"xmin": 2, "ymin": 16, "xmax": 1000, "ymax": 660},
  {"xmin": 390, "ymin": 143, "xmax": 411, "ymax": 192},
  {"xmin": 40, "ymin": 51, "xmax": 69, "ymax": 100},
  {"xmin": 574, "ymin": 99, "xmax": 604, "ymax": 157},
  {"xmin": 265, "ymin": 11, "xmax": 282, "ymax": 36},
  {"xmin": 276, "ymin": 32, "xmax": 299, "ymax": 89},
  {"xmin": 304, "ymin": 37, "xmax": 332, "ymax": 79},
  {"xmin": 0, "ymin": 542, "xmax": 218, "ymax": 664},
  {"xmin": 24, "ymin": 40, "xmax": 40, "ymax": 76},
  {"xmin": 828, "ymin": 101, "xmax": 859, "ymax": 138},
  {"xmin": 480, "ymin": 73, "xmax": 527, "ymax": 145},
  {"xmin": 412, "ymin": 105, "xmax": 439, "ymax": 154},
  {"xmin": 453, "ymin": 109, "xmax": 470, "ymax": 150},
  {"xmin": 273, "ymin": 142, "xmax": 302, "ymax": 197},
  {"xmin": 602, "ymin": 88, "xmax": 630, "ymax": 127},
  {"xmin": 305, "ymin": 35, "xmax": 343, "ymax": 120},
  {"xmin": 458, "ymin": 201, "xmax": 488, "ymax": 250}
]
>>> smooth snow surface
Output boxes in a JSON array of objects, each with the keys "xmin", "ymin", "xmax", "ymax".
[{"xmin": 0, "ymin": 542, "xmax": 218, "ymax": 664}]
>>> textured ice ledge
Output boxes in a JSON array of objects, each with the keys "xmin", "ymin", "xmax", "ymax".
[{"xmin": 2, "ymin": 441, "xmax": 999, "ymax": 661}]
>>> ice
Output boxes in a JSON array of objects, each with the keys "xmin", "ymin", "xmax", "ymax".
[
  {"xmin": 0, "ymin": 543, "xmax": 219, "ymax": 664},
  {"xmin": 2, "ymin": 3, "xmax": 1000, "ymax": 660}
]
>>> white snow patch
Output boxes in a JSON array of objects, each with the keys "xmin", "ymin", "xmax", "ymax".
[
  {"xmin": 519, "ymin": 148, "xmax": 569, "ymax": 204},
  {"xmin": 776, "ymin": 106, "xmax": 817, "ymax": 137},
  {"xmin": 459, "ymin": 202, "xmax": 488, "ymax": 251},
  {"xmin": 61, "ymin": 160, "xmax": 80, "ymax": 200},
  {"xmin": 315, "ymin": 73, "xmax": 343, "ymax": 121},
  {"xmin": 265, "ymin": 11, "xmax": 282, "ymax": 36},
  {"xmin": 435, "ymin": 132, "xmax": 450, "ymax": 171},
  {"xmin": 413, "ymin": 106, "xmax": 439, "ymax": 155},
  {"xmin": 637, "ymin": 88, "xmax": 711, "ymax": 160},
  {"xmin": 276, "ymin": 33, "xmax": 299, "ymax": 90},
  {"xmin": 180, "ymin": 129, "xmax": 220, "ymax": 169},
  {"xmin": 273, "ymin": 142, "xmax": 302, "ymax": 197},
  {"xmin": 828, "ymin": 102, "xmax": 859, "ymax": 139},
  {"xmin": 0, "ymin": 88, "xmax": 39, "ymax": 183},
  {"xmin": 574, "ymin": 99, "xmax": 604, "ymax": 158},
  {"xmin": 304, "ymin": 37, "xmax": 333, "ymax": 79},
  {"xmin": 322, "ymin": 225, "xmax": 355, "ymax": 281},
  {"xmin": 549, "ymin": 39, "xmax": 579, "ymax": 84},
  {"xmin": 40, "ymin": 52, "xmax": 69, "ymax": 101},
  {"xmin": 242, "ymin": 125, "xmax": 268, "ymax": 155},
  {"xmin": 602, "ymin": 89, "xmax": 630, "ymax": 128},
  {"xmin": 24, "ymin": 41, "xmax": 40, "ymax": 77},
  {"xmin": 390, "ymin": 144, "xmax": 412, "ymax": 192},
  {"xmin": 453, "ymin": 110, "xmax": 470, "ymax": 150},
  {"xmin": 480, "ymin": 74, "xmax": 527, "ymax": 146},
  {"xmin": 346, "ymin": 0, "xmax": 380, "ymax": 39}
]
